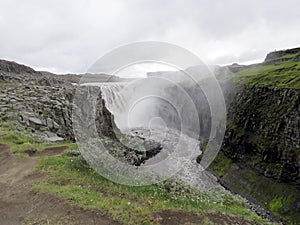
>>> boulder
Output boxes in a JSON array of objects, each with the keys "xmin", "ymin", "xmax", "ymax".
[{"xmin": 44, "ymin": 131, "xmax": 64, "ymax": 142}]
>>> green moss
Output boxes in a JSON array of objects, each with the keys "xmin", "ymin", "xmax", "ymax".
[
  {"xmin": 250, "ymin": 135, "xmax": 272, "ymax": 153},
  {"xmin": 209, "ymin": 153, "xmax": 232, "ymax": 177},
  {"xmin": 269, "ymin": 198, "xmax": 284, "ymax": 212},
  {"xmin": 213, "ymin": 161, "xmax": 300, "ymax": 224}
]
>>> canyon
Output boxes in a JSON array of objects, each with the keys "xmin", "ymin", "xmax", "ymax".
[{"xmin": 0, "ymin": 47, "xmax": 299, "ymax": 224}]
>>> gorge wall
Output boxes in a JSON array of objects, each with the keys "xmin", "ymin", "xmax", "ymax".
[
  {"xmin": 214, "ymin": 84, "xmax": 300, "ymax": 224},
  {"xmin": 224, "ymin": 85, "xmax": 299, "ymax": 184}
]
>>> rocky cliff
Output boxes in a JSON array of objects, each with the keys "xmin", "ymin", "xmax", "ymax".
[
  {"xmin": 0, "ymin": 60, "xmax": 161, "ymax": 166},
  {"xmin": 224, "ymin": 85, "xmax": 299, "ymax": 184},
  {"xmin": 0, "ymin": 61, "xmax": 114, "ymax": 142},
  {"xmin": 264, "ymin": 47, "xmax": 300, "ymax": 63},
  {"xmin": 213, "ymin": 48, "xmax": 300, "ymax": 224},
  {"xmin": 0, "ymin": 83, "xmax": 74, "ymax": 141}
]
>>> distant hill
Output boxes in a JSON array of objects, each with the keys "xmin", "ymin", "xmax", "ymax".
[
  {"xmin": 0, "ymin": 59, "xmax": 37, "ymax": 74},
  {"xmin": 264, "ymin": 47, "xmax": 300, "ymax": 63},
  {"xmin": 216, "ymin": 47, "xmax": 300, "ymax": 88},
  {"xmin": 1, "ymin": 46, "xmax": 300, "ymax": 88},
  {"xmin": 0, "ymin": 59, "xmax": 131, "ymax": 84}
]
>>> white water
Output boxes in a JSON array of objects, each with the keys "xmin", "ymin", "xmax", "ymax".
[
  {"xmin": 127, "ymin": 127, "xmax": 220, "ymax": 189},
  {"xmin": 82, "ymin": 81, "xmax": 221, "ymax": 190}
]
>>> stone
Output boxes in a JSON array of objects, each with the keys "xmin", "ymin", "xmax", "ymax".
[
  {"xmin": 28, "ymin": 117, "xmax": 43, "ymax": 125},
  {"xmin": 44, "ymin": 131, "xmax": 64, "ymax": 142},
  {"xmin": 46, "ymin": 117, "xmax": 59, "ymax": 129},
  {"xmin": 46, "ymin": 136, "xmax": 64, "ymax": 142},
  {"xmin": 12, "ymin": 104, "xmax": 25, "ymax": 110}
]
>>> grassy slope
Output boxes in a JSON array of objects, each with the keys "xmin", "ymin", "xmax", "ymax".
[
  {"xmin": 0, "ymin": 120, "xmax": 272, "ymax": 225},
  {"xmin": 231, "ymin": 59, "xmax": 300, "ymax": 89},
  {"xmin": 210, "ymin": 152, "xmax": 300, "ymax": 225}
]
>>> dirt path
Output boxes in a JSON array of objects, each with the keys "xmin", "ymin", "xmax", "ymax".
[
  {"xmin": 0, "ymin": 143, "xmax": 268, "ymax": 225},
  {"xmin": 152, "ymin": 209, "xmax": 255, "ymax": 225},
  {"xmin": 0, "ymin": 144, "xmax": 120, "ymax": 225}
]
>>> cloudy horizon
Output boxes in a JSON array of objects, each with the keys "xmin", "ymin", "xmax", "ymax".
[{"xmin": 0, "ymin": 0, "xmax": 299, "ymax": 74}]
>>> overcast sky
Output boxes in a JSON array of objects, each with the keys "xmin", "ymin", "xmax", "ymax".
[{"xmin": 0, "ymin": 0, "xmax": 299, "ymax": 74}]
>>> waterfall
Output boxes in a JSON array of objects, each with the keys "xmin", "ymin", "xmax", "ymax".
[
  {"xmin": 81, "ymin": 80, "xmax": 220, "ymax": 190},
  {"xmin": 99, "ymin": 82, "xmax": 128, "ymax": 115},
  {"xmin": 98, "ymin": 82, "xmax": 129, "ymax": 130}
]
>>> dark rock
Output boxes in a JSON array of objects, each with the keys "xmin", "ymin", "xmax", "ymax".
[
  {"xmin": 264, "ymin": 47, "xmax": 300, "ymax": 63},
  {"xmin": 223, "ymin": 85, "xmax": 300, "ymax": 185}
]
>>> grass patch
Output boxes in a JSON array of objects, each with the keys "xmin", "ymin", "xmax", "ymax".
[
  {"xmin": 231, "ymin": 60, "xmax": 300, "ymax": 88},
  {"xmin": 269, "ymin": 198, "xmax": 284, "ymax": 212},
  {"xmin": 33, "ymin": 153, "xmax": 273, "ymax": 225},
  {"xmin": 0, "ymin": 120, "xmax": 273, "ymax": 224},
  {"xmin": 209, "ymin": 153, "xmax": 232, "ymax": 177},
  {"xmin": 0, "ymin": 120, "xmax": 77, "ymax": 157},
  {"xmin": 212, "ymin": 159, "xmax": 300, "ymax": 225}
]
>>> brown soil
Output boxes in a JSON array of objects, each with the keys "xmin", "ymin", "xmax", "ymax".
[
  {"xmin": 0, "ymin": 143, "xmax": 262, "ymax": 225},
  {"xmin": 152, "ymin": 209, "xmax": 256, "ymax": 225},
  {"xmin": 0, "ymin": 144, "xmax": 120, "ymax": 225},
  {"xmin": 25, "ymin": 146, "xmax": 69, "ymax": 157}
]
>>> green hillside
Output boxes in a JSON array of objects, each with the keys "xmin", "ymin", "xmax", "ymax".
[{"xmin": 230, "ymin": 48, "xmax": 300, "ymax": 88}]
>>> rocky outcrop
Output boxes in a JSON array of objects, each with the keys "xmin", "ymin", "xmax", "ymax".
[
  {"xmin": 264, "ymin": 47, "xmax": 300, "ymax": 64},
  {"xmin": 223, "ymin": 85, "xmax": 300, "ymax": 184},
  {"xmin": 0, "ymin": 61, "xmax": 161, "ymax": 165},
  {"xmin": 209, "ymin": 84, "xmax": 300, "ymax": 224},
  {"xmin": 0, "ymin": 59, "xmax": 127, "ymax": 142},
  {"xmin": 0, "ymin": 83, "xmax": 123, "ymax": 144},
  {"xmin": 0, "ymin": 83, "xmax": 75, "ymax": 140}
]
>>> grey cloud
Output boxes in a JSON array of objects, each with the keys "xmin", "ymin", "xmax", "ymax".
[{"xmin": 0, "ymin": 0, "xmax": 299, "ymax": 74}]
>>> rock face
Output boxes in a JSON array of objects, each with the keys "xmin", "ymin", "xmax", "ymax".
[
  {"xmin": 209, "ymin": 84, "xmax": 300, "ymax": 224},
  {"xmin": 223, "ymin": 85, "xmax": 300, "ymax": 185},
  {"xmin": 264, "ymin": 47, "xmax": 300, "ymax": 63},
  {"xmin": 0, "ymin": 60, "xmax": 161, "ymax": 165},
  {"xmin": 0, "ymin": 83, "xmax": 74, "ymax": 140},
  {"xmin": 0, "ymin": 61, "xmax": 115, "ymax": 142}
]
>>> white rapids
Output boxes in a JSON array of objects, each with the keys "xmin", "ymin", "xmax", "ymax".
[{"xmin": 82, "ymin": 81, "xmax": 221, "ymax": 190}]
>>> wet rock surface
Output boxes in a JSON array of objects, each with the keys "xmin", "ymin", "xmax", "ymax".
[{"xmin": 224, "ymin": 85, "xmax": 300, "ymax": 185}]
